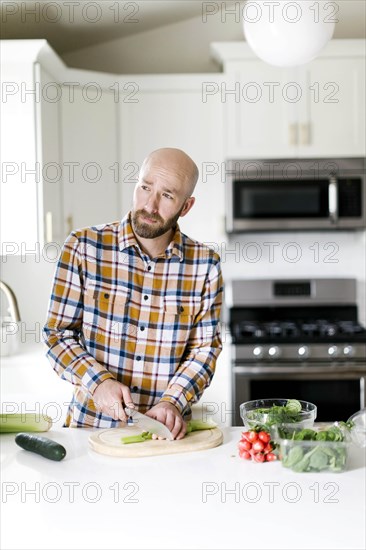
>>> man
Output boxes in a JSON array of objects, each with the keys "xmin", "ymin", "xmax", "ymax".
[{"xmin": 43, "ymin": 148, "xmax": 223, "ymax": 440}]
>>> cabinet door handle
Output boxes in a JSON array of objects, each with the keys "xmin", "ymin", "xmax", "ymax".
[
  {"xmin": 45, "ymin": 211, "xmax": 53, "ymax": 243},
  {"xmin": 289, "ymin": 123, "xmax": 298, "ymax": 146},
  {"xmin": 328, "ymin": 176, "xmax": 338, "ymax": 225},
  {"xmin": 300, "ymin": 123, "xmax": 311, "ymax": 145}
]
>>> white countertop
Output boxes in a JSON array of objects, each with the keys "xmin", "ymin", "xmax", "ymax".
[{"xmin": 1, "ymin": 425, "xmax": 366, "ymax": 550}]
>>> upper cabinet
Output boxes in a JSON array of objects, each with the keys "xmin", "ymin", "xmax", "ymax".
[
  {"xmin": 1, "ymin": 41, "xmax": 46, "ymax": 253},
  {"xmin": 211, "ymin": 40, "xmax": 366, "ymax": 159},
  {"xmin": 0, "ymin": 40, "xmax": 121, "ymax": 252},
  {"xmin": 300, "ymin": 56, "xmax": 365, "ymax": 157},
  {"xmin": 61, "ymin": 86, "xmax": 120, "ymax": 235}
]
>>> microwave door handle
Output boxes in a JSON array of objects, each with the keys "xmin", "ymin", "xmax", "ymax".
[{"xmin": 328, "ymin": 177, "xmax": 338, "ymax": 224}]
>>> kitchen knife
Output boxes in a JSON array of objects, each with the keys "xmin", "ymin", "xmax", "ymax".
[{"xmin": 125, "ymin": 408, "xmax": 174, "ymax": 441}]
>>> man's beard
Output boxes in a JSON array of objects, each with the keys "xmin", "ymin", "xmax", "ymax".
[{"xmin": 131, "ymin": 207, "xmax": 183, "ymax": 239}]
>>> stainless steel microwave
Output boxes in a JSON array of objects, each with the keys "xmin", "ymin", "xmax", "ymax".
[{"xmin": 226, "ymin": 158, "xmax": 366, "ymax": 232}]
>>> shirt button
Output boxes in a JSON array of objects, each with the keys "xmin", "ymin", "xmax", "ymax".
[
  {"xmin": 147, "ymin": 265, "xmax": 152, "ymax": 271},
  {"xmin": 144, "ymin": 295, "xmax": 149, "ymax": 301},
  {"xmin": 104, "ymin": 293, "xmax": 109, "ymax": 299},
  {"xmin": 132, "ymin": 386, "xmax": 138, "ymax": 392},
  {"xmin": 140, "ymin": 326, "xmax": 145, "ymax": 331},
  {"xmin": 136, "ymin": 356, "xmax": 141, "ymax": 361}
]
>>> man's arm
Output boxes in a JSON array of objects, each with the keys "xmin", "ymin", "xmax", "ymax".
[
  {"xmin": 158, "ymin": 255, "xmax": 223, "ymax": 416},
  {"xmin": 42, "ymin": 232, "xmax": 133, "ymax": 421}
]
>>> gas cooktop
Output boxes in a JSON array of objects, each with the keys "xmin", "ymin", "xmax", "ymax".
[
  {"xmin": 233, "ymin": 318, "xmax": 366, "ymax": 344},
  {"xmin": 228, "ymin": 279, "xmax": 366, "ymax": 362}
]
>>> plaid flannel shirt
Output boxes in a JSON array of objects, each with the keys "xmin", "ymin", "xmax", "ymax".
[{"xmin": 43, "ymin": 212, "xmax": 223, "ymax": 427}]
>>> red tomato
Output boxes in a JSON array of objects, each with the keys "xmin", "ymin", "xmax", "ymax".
[
  {"xmin": 252, "ymin": 452, "xmax": 265, "ymax": 463},
  {"xmin": 252, "ymin": 440, "xmax": 265, "ymax": 452},
  {"xmin": 258, "ymin": 431, "xmax": 271, "ymax": 444},
  {"xmin": 239, "ymin": 449, "xmax": 251, "ymax": 460},
  {"xmin": 247, "ymin": 431, "xmax": 258, "ymax": 442},
  {"xmin": 238, "ymin": 440, "xmax": 252, "ymax": 451},
  {"xmin": 266, "ymin": 452, "xmax": 277, "ymax": 462},
  {"xmin": 264, "ymin": 443, "xmax": 273, "ymax": 453}
]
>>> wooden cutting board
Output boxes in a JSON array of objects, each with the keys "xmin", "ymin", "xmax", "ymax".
[{"xmin": 89, "ymin": 426, "xmax": 223, "ymax": 457}]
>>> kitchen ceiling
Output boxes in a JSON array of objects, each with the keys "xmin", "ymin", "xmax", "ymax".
[
  {"xmin": 1, "ymin": 1, "xmax": 365, "ymax": 72},
  {"xmin": 0, "ymin": 0, "xmax": 210, "ymax": 53}
]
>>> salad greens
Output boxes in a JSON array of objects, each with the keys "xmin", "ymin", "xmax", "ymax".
[
  {"xmin": 247, "ymin": 399, "xmax": 304, "ymax": 430},
  {"xmin": 280, "ymin": 425, "xmax": 349, "ymax": 473}
]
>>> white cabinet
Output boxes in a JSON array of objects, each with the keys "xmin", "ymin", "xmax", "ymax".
[
  {"xmin": 299, "ymin": 57, "xmax": 365, "ymax": 157},
  {"xmin": 61, "ymin": 87, "xmax": 120, "ymax": 233},
  {"xmin": 37, "ymin": 63, "xmax": 63, "ymax": 246},
  {"xmin": 222, "ymin": 61, "xmax": 297, "ymax": 158},
  {"xmin": 211, "ymin": 40, "xmax": 366, "ymax": 159},
  {"xmin": 0, "ymin": 41, "xmax": 47, "ymax": 254},
  {"xmin": 120, "ymin": 75, "xmax": 225, "ymax": 244},
  {"xmin": 0, "ymin": 40, "xmax": 121, "ymax": 253}
]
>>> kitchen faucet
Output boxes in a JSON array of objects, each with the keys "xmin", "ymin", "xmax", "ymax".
[{"xmin": 0, "ymin": 280, "xmax": 21, "ymax": 322}]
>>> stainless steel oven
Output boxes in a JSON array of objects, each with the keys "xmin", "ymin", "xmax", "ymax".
[
  {"xmin": 226, "ymin": 158, "xmax": 366, "ymax": 232},
  {"xmin": 229, "ymin": 279, "xmax": 366, "ymax": 425}
]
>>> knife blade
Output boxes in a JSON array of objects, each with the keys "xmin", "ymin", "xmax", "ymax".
[{"xmin": 125, "ymin": 408, "xmax": 174, "ymax": 441}]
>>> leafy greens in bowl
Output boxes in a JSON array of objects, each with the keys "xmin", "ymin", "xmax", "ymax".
[{"xmin": 240, "ymin": 398, "xmax": 317, "ymax": 432}]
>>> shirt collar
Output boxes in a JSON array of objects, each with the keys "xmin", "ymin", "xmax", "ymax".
[{"xmin": 118, "ymin": 211, "xmax": 184, "ymax": 262}]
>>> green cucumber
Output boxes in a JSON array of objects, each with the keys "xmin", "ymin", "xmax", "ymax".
[{"xmin": 15, "ymin": 433, "xmax": 66, "ymax": 461}]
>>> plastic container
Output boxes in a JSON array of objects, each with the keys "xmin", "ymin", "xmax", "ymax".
[
  {"xmin": 347, "ymin": 408, "xmax": 366, "ymax": 448},
  {"xmin": 240, "ymin": 398, "xmax": 317, "ymax": 431},
  {"xmin": 275, "ymin": 425, "xmax": 349, "ymax": 473}
]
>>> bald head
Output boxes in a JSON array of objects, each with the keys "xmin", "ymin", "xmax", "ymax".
[
  {"xmin": 132, "ymin": 147, "xmax": 198, "ymax": 240},
  {"xmin": 140, "ymin": 148, "xmax": 199, "ymax": 198}
]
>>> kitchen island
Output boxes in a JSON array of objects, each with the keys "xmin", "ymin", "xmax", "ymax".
[{"xmin": 1, "ymin": 426, "xmax": 365, "ymax": 550}]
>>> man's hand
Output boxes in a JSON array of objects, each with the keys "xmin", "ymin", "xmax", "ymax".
[
  {"xmin": 146, "ymin": 402, "xmax": 187, "ymax": 440},
  {"xmin": 92, "ymin": 379, "xmax": 135, "ymax": 422}
]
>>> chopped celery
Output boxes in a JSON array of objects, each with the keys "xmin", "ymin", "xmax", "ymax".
[
  {"xmin": 0, "ymin": 413, "xmax": 52, "ymax": 433},
  {"xmin": 121, "ymin": 431, "xmax": 153, "ymax": 444},
  {"xmin": 120, "ymin": 419, "xmax": 217, "ymax": 444}
]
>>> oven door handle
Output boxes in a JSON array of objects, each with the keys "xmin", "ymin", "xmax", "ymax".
[{"xmin": 328, "ymin": 176, "xmax": 338, "ymax": 225}]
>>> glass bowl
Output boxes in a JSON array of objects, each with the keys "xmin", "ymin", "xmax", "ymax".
[{"xmin": 240, "ymin": 398, "xmax": 317, "ymax": 432}]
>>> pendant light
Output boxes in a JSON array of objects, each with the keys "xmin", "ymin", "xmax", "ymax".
[{"xmin": 243, "ymin": 0, "xmax": 336, "ymax": 67}]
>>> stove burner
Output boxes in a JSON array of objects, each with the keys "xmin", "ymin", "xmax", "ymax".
[
  {"xmin": 319, "ymin": 323, "xmax": 338, "ymax": 337},
  {"xmin": 339, "ymin": 321, "xmax": 364, "ymax": 334},
  {"xmin": 301, "ymin": 322, "xmax": 318, "ymax": 335},
  {"xmin": 263, "ymin": 322, "xmax": 283, "ymax": 337}
]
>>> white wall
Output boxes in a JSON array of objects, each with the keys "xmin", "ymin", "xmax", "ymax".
[{"xmin": 62, "ymin": 1, "xmax": 366, "ymax": 74}]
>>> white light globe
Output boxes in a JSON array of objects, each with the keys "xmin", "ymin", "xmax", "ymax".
[{"xmin": 243, "ymin": 0, "xmax": 336, "ymax": 67}]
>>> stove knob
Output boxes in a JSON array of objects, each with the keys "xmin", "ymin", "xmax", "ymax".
[
  {"xmin": 253, "ymin": 346, "xmax": 263, "ymax": 359},
  {"xmin": 298, "ymin": 345, "xmax": 309, "ymax": 359},
  {"xmin": 268, "ymin": 346, "xmax": 281, "ymax": 358},
  {"xmin": 343, "ymin": 345, "xmax": 354, "ymax": 357},
  {"xmin": 328, "ymin": 345, "xmax": 339, "ymax": 357}
]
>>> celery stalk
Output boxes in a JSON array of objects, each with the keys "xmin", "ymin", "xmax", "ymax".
[
  {"xmin": 120, "ymin": 419, "xmax": 217, "ymax": 444},
  {"xmin": 186, "ymin": 419, "xmax": 217, "ymax": 433},
  {"xmin": 0, "ymin": 413, "xmax": 53, "ymax": 433},
  {"xmin": 121, "ymin": 431, "xmax": 153, "ymax": 444}
]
